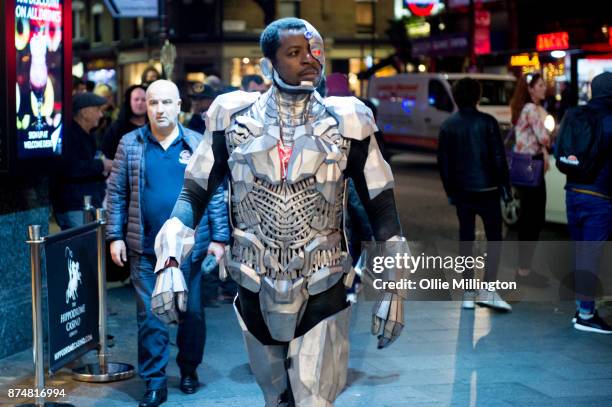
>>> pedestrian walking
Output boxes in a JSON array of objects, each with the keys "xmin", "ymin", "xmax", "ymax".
[
  {"xmin": 556, "ymin": 72, "xmax": 612, "ymax": 334},
  {"xmin": 106, "ymin": 79, "xmax": 230, "ymax": 407},
  {"xmin": 101, "ymin": 84, "xmax": 147, "ymax": 160},
  {"xmin": 438, "ymin": 77, "xmax": 513, "ymax": 311},
  {"xmin": 51, "ymin": 92, "xmax": 111, "ymax": 230},
  {"xmin": 509, "ymin": 72, "xmax": 552, "ymax": 287}
]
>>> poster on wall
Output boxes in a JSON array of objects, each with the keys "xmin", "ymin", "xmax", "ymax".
[{"xmin": 14, "ymin": 0, "xmax": 64, "ymax": 158}]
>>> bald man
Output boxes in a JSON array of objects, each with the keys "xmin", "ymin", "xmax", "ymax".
[{"xmin": 106, "ymin": 80, "xmax": 230, "ymax": 407}]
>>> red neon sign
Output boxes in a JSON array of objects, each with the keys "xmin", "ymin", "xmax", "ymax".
[
  {"xmin": 405, "ymin": 0, "xmax": 438, "ymax": 17},
  {"xmin": 536, "ymin": 32, "xmax": 569, "ymax": 51}
]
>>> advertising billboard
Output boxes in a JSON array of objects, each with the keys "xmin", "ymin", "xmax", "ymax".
[
  {"xmin": 1, "ymin": 0, "xmax": 71, "ymax": 175},
  {"xmin": 15, "ymin": 0, "xmax": 64, "ymax": 158}
]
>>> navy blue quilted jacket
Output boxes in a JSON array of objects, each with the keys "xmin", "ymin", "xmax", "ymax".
[{"xmin": 105, "ymin": 124, "xmax": 230, "ymax": 261}]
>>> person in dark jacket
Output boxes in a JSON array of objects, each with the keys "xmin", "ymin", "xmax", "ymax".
[
  {"xmin": 240, "ymin": 74, "xmax": 268, "ymax": 93},
  {"xmin": 562, "ymin": 71, "xmax": 612, "ymax": 334},
  {"xmin": 186, "ymin": 84, "xmax": 216, "ymax": 135},
  {"xmin": 437, "ymin": 78, "xmax": 512, "ymax": 312},
  {"xmin": 51, "ymin": 92, "xmax": 112, "ymax": 230},
  {"xmin": 101, "ymin": 84, "xmax": 147, "ymax": 159},
  {"xmin": 106, "ymin": 80, "xmax": 230, "ymax": 407}
]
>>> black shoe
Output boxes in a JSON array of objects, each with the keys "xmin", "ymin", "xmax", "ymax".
[
  {"xmin": 139, "ymin": 388, "xmax": 167, "ymax": 407},
  {"xmin": 180, "ymin": 372, "xmax": 200, "ymax": 394},
  {"xmin": 572, "ymin": 311, "xmax": 578, "ymax": 324},
  {"xmin": 574, "ymin": 311, "xmax": 612, "ymax": 334}
]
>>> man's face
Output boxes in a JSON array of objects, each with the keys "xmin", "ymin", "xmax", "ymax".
[
  {"xmin": 78, "ymin": 106, "xmax": 103, "ymax": 131},
  {"xmin": 73, "ymin": 83, "xmax": 86, "ymax": 95},
  {"xmin": 130, "ymin": 88, "xmax": 147, "ymax": 117},
  {"xmin": 247, "ymin": 81, "xmax": 268, "ymax": 93},
  {"xmin": 145, "ymin": 70, "xmax": 159, "ymax": 83},
  {"xmin": 146, "ymin": 81, "xmax": 181, "ymax": 131},
  {"xmin": 274, "ymin": 29, "xmax": 322, "ymax": 86}
]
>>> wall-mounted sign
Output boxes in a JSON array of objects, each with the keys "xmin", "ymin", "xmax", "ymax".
[
  {"xmin": 406, "ymin": 20, "xmax": 431, "ymax": 38},
  {"xmin": 474, "ymin": 10, "xmax": 490, "ymax": 55},
  {"xmin": 448, "ymin": 0, "xmax": 496, "ymax": 7},
  {"xmin": 15, "ymin": 0, "xmax": 65, "ymax": 159},
  {"xmin": 510, "ymin": 54, "xmax": 541, "ymax": 67},
  {"xmin": 404, "ymin": 0, "xmax": 440, "ymax": 17},
  {"xmin": 104, "ymin": 0, "xmax": 158, "ymax": 18},
  {"xmin": 536, "ymin": 32, "xmax": 569, "ymax": 52},
  {"xmin": 412, "ymin": 33, "xmax": 469, "ymax": 57}
]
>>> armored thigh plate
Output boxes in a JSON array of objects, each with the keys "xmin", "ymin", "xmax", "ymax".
[
  {"xmin": 287, "ymin": 305, "xmax": 352, "ymax": 407},
  {"xmin": 233, "ymin": 301, "xmax": 290, "ymax": 407}
]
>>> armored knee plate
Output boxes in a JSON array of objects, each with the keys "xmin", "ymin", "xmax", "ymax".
[
  {"xmin": 233, "ymin": 301, "xmax": 290, "ymax": 407},
  {"xmin": 287, "ymin": 306, "xmax": 351, "ymax": 407}
]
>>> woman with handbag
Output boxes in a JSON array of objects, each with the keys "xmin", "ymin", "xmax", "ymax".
[{"xmin": 509, "ymin": 72, "xmax": 551, "ymax": 287}]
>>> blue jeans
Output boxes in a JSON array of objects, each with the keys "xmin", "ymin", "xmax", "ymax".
[
  {"xmin": 129, "ymin": 252, "xmax": 206, "ymax": 390},
  {"xmin": 566, "ymin": 190, "xmax": 612, "ymax": 314},
  {"xmin": 55, "ymin": 210, "xmax": 85, "ymax": 230}
]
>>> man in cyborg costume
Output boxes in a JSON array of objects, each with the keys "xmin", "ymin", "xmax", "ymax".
[{"xmin": 153, "ymin": 18, "xmax": 407, "ymax": 406}]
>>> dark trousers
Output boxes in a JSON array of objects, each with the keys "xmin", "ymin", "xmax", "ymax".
[
  {"xmin": 516, "ymin": 180, "xmax": 547, "ymax": 269},
  {"xmin": 130, "ymin": 252, "xmax": 206, "ymax": 390},
  {"xmin": 202, "ymin": 267, "xmax": 238, "ymax": 301},
  {"xmin": 566, "ymin": 190, "xmax": 612, "ymax": 313},
  {"xmin": 455, "ymin": 190, "xmax": 503, "ymax": 282}
]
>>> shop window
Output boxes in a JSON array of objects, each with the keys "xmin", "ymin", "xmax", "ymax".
[
  {"xmin": 113, "ymin": 19, "xmax": 120, "ymax": 42},
  {"xmin": 92, "ymin": 4, "xmax": 104, "ymax": 43},
  {"xmin": 356, "ymin": 1, "xmax": 375, "ymax": 34},
  {"xmin": 279, "ymin": 1, "xmax": 300, "ymax": 18},
  {"xmin": 428, "ymin": 80, "xmax": 453, "ymax": 112},
  {"xmin": 72, "ymin": 1, "xmax": 84, "ymax": 39},
  {"xmin": 134, "ymin": 18, "xmax": 145, "ymax": 39}
]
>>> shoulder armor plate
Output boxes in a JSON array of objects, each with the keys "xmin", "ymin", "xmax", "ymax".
[
  {"xmin": 323, "ymin": 96, "xmax": 378, "ymax": 140},
  {"xmin": 205, "ymin": 90, "xmax": 260, "ymax": 132}
]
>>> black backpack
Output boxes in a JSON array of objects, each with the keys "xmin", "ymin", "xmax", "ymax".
[{"xmin": 554, "ymin": 105, "xmax": 605, "ymax": 183}]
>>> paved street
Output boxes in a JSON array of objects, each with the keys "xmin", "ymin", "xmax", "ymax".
[{"xmin": 1, "ymin": 152, "xmax": 611, "ymax": 406}]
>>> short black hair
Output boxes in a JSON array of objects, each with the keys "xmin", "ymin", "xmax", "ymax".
[
  {"xmin": 241, "ymin": 74, "xmax": 264, "ymax": 90},
  {"xmin": 260, "ymin": 17, "xmax": 306, "ymax": 63},
  {"xmin": 452, "ymin": 78, "xmax": 482, "ymax": 109}
]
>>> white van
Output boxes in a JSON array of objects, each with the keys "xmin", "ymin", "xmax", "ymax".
[{"xmin": 368, "ymin": 73, "xmax": 516, "ymax": 151}]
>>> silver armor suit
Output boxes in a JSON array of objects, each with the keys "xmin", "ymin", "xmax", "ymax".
[
  {"xmin": 155, "ymin": 85, "xmax": 404, "ymax": 406},
  {"xmin": 225, "ymin": 87, "xmax": 356, "ymax": 342}
]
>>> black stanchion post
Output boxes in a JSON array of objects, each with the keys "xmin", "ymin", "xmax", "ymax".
[
  {"xmin": 21, "ymin": 225, "xmax": 74, "ymax": 407},
  {"xmin": 97, "ymin": 208, "xmax": 108, "ymax": 373},
  {"xmin": 27, "ymin": 225, "xmax": 44, "ymax": 407},
  {"xmin": 83, "ymin": 195, "xmax": 95, "ymax": 224},
  {"xmin": 72, "ymin": 209, "xmax": 135, "ymax": 382}
]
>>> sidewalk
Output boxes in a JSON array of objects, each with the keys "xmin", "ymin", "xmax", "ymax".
[{"xmin": 1, "ymin": 285, "xmax": 612, "ymax": 406}]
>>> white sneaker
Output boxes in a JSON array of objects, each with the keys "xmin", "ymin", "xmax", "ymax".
[
  {"xmin": 462, "ymin": 291, "xmax": 476, "ymax": 309},
  {"xmin": 476, "ymin": 289, "xmax": 512, "ymax": 312}
]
